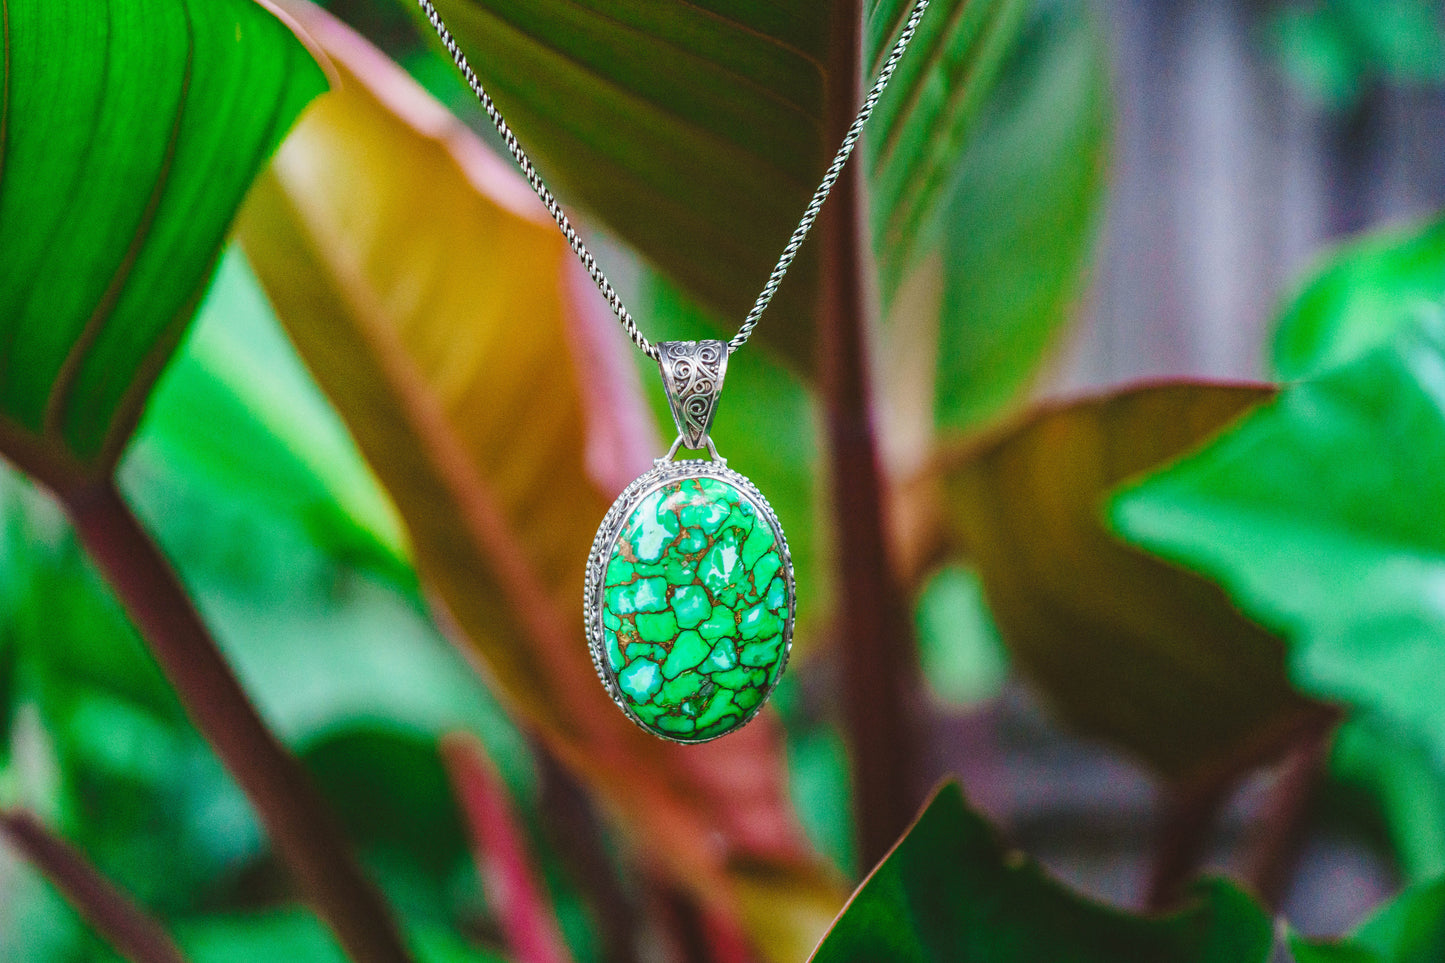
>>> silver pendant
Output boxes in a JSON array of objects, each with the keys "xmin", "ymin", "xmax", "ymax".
[{"xmin": 584, "ymin": 341, "xmax": 794, "ymax": 743}]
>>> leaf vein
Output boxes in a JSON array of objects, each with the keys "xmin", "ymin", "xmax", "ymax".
[
  {"xmin": 455, "ymin": 2, "xmax": 821, "ymax": 187},
  {"xmin": 43, "ymin": 0, "xmax": 194, "ymax": 439}
]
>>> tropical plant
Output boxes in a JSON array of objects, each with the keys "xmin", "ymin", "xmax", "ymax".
[{"xmin": 2, "ymin": 0, "xmax": 1443, "ymax": 961}]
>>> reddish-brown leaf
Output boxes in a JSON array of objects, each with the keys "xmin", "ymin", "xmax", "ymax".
[{"xmin": 930, "ymin": 383, "xmax": 1320, "ymax": 781}]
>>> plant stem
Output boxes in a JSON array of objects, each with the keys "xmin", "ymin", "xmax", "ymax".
[
  {"xmin": 441, "ymin": 734, "xmax": 574, "ymax": 963},
  {"xmin": 0, "ymin": 810, "xmax": 187, "ymax": 963},
  {"xmin": 650, "ymin": 878, "xmax": 755, "ymax": 963},
  {"xmin": 1144, "ymin": 776, "xmax": 1231, "ymax": 911},
  {"xmin": 64, "ymin": 480, "xmax": 414, "ymax": 963},
  {"xmin": 533, "ymin": 749, "xmax": 642, "ymax": 963},
  {"xmin": 1240, "ymin": 711, "xmax": 1340, "ymax": 909},
  {"xmin": 819, "ymin": 0, "xmax": 922, "ymax": 872}
]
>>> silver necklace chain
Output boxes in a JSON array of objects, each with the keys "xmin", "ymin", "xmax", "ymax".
[{"xmin": 416, "ymin": 0, "xmax": 931, "ymax": 360}]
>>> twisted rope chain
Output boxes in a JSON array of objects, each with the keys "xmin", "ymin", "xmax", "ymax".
[{"xmin": 416, "ymin": 0, "xmax": 931, "ymax": 359}]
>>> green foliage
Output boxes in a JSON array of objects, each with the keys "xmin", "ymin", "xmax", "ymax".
[
  {"xmin": 928, "ymin": 0, "xmax": 1111, "ymax": 430},
  {"xmin": 168, "ymin": 911, "xmax": 507, "ymax": 963},
  {"xmin": 1332, "ymin": 717, "xmax": 1445, "ymax": 883},
  {"xmin": 1, "ymin": 255, "xmax": 544, "ymax": 956},
  {"xmin": 938, "ymin": 384, "xmax": 1311, "ymax": 779},
  {"xmin": 134, "ymin": 251, "xmax": 410, "ymax": 581},
  {"xmin": 0, "ymin": 0, "xmax": 326, "ymax": 475},
  {"xmin": 914, "ymin": 566, "xmax": 1008, "ymax": 707},
  {"xmin": 1115, "ymin": 313, "xmax": 1445, "ymax": 770},
  {"xmin": 1265, "ymin": 0, "xmax": 1445, "ymax": 110},
  {"xmin": 1274, "ymin": 216, "xmax": 1445, "ymax": 381},
  {"xmin": 810, "ymin": 783, "xmax": 1274, "ymax": 962},
  {"xmin": 1291, "ymin": 877, "xmax": 1445, "ymax": 963},
  {"xmin": 20, "ymin": 0, "xmax": 1445, "ymax": 959},
  {"xmin": 1114, "ymin": 215, "xmax": 1445, "ymax": 889},
  {"xmin": 866, "ymin": 0, "xmax": 1030, "ymax": 297},
  {"xmin": 416, "ymin": 0, "xmax": 834, "ymax": 367},
  {"xmin": 424, "ymin": 0, "xmax": 1052, "ymax": 373}
]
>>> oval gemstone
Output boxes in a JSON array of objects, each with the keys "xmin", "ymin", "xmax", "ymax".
[{"xmin": 600, "ymin": 475, "xmax": 790, "ymax": 741}]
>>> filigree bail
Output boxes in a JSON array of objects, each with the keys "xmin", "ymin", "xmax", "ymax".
[{"xmin": 657, "ymin": 340, "xmax": 728, "ymax": 452}]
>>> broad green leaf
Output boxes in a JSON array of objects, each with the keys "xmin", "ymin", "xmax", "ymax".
[
  {"xmin": 936, "ymin": 384, "xmax": 1315, "ymax": 779},
  {"xmin": 1332, "ymin": 716, "xmax": 1445, "ymax": 883},
  {"xmin": 1273, "ymin": 216, "xmax": 1445, "ymax": 380},
  {"xmin": 1265, "ymin": 0, "xmax": 1445, "ymax": 110},
  {"xmin": 929, "ymin": 0, "xmax": 1110, "ymax": 430},
  {"xmin": 133, "ymin": 248, "xmax": 409, "ymax": 580},
  {"xmin": 415, "ymin": 0, "xmax": 831, "ymax": 369},
  {"xmin": 418, "ymin": 0, "xmax": 1024, "ymax": 371},
  {"xmin": 0, "ymin": 0, "xmax": 325, "ymax": 485},
  {"xmin": 0, "ymin": 257, "xmax": 535, "ymax": 917},
  {"xmin": 236, "ymin": 8, "xmax": 842, "ymax": 957},
  {"xmin": 1291, "ymin": 877, "xmax": 1445, "ymax": 963},
  {"xmin": 866, "ymin": 0, "xmax": 1029, "ymax": 297},
  {"xmin": 809, "ymin": 782, "xmax": 1274, "ymax": 962},
  {"xmin": 1113, "ymin": 316, "xmax": 1445, "ymax": 773}
]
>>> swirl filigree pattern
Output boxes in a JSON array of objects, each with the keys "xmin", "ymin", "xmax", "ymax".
[{"xmin": 657, "ymin": 340, "xmax": 728, "ymax": 451}]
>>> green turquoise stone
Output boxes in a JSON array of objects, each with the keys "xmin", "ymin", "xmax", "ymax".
[{"xmin": 601, "ymin": 476, "xmax": 790, "ymax": 741}]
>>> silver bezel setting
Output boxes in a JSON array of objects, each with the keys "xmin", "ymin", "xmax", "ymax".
[{"xmin": 584, "ymin": 458, "xmax": 796, "ymax": 744}]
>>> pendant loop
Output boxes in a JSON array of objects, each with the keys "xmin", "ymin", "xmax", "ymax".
[{"xmin": 657, "ymin": 340, "xmax": 728, "ymax": 452}]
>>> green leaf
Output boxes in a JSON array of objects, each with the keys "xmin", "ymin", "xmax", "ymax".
[
  {"xmin": 1265, "ymin": 0, "xmax": 1445, "ymax": 110},
  {"xmin": 1273, "ymin": 216, "xmax": 1445, "ymax": 381},
  {"xmin": 134, "ymin": 248, "xmax": 409, "ymax": 580},
  {"xmin": 866, "ymin": 0, "xmax": 1030, "ymax": 296},
  {"xmin": 809, "ymin": 782, "xmax": 1274, "ymax": 962},
  {"xmin": 929, "ymin": 0, "xmax": 1111, "ymax": 430},
  {"xmin": 1332, "ymin": 715, "xmax": 1445, "ymax": 883},
  {"xmin": 420, "ymin": 0, "xmax": 1025, "ymax": 371},
  {"xmin": 1113, "ymin": 315, "xmax": 1445, "ymax": 770},
  {"xmin": 415, "ymin": 0, "xmax": 832, "ymax": 368},
  {"xmin": 0, "ymin": 253, "xmax": 535, "ymax": 915},
  {"xmin": 936, "ymin": 384, "xmax": 1314, "ymax": 779},
  {"xmin": 1291, "ymin": 877, "xmax": 1445, "ymax": 963},
  {"xmin": 914, "ymin": 565, "xmax": 1008, "ymax": 706},
  {"xmin": 0, "ymin": 0, "xmax": 326, "ymax": 484},
  {"xmin": 172, "ymin": 910, "xmax": 508, "ymax": 963}
]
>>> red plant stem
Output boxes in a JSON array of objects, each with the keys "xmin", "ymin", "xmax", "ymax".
[
  {"xmin": 819, "ymin": 0, "xmax": 923, "ymax": 871},
  {"xmin": 64, "ymin": 480, "xmax": 413, "ymax": 963},
  {"xmin": 649, "ymin": 877, "xmax": 755, "ymax": 963},
  {"xmin": 533, "ymin": 750, "xmax": 642, "ymax": 963},
  {"xmin": 1143, "ymin": 777, "xmax": 1231, "ymax": 911},
  {"xmin": 0, "ymin": 810, "xmax": 187, "ymax": 963},
  {"xmin": 441, "ymin": 733, "xmax": 574, "ymax": 963},
  {"xmin": 1240, "ymin": 711, "xmax": 1340, "ymax": 908}
]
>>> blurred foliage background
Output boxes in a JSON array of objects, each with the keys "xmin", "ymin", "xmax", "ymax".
[{"xmin": 1, "ymin": 0, "xmax": 1445, "ymax": 961}]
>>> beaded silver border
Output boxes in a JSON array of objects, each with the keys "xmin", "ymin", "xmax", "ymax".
[{"xmin": 583, "ymin": 459, "xmax": 796, "ymax": 744}]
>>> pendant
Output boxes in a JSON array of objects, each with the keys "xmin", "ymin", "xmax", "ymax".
[{"xmin": 584, "ymin": 340, "xmax": 795, "ymax": 743}]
